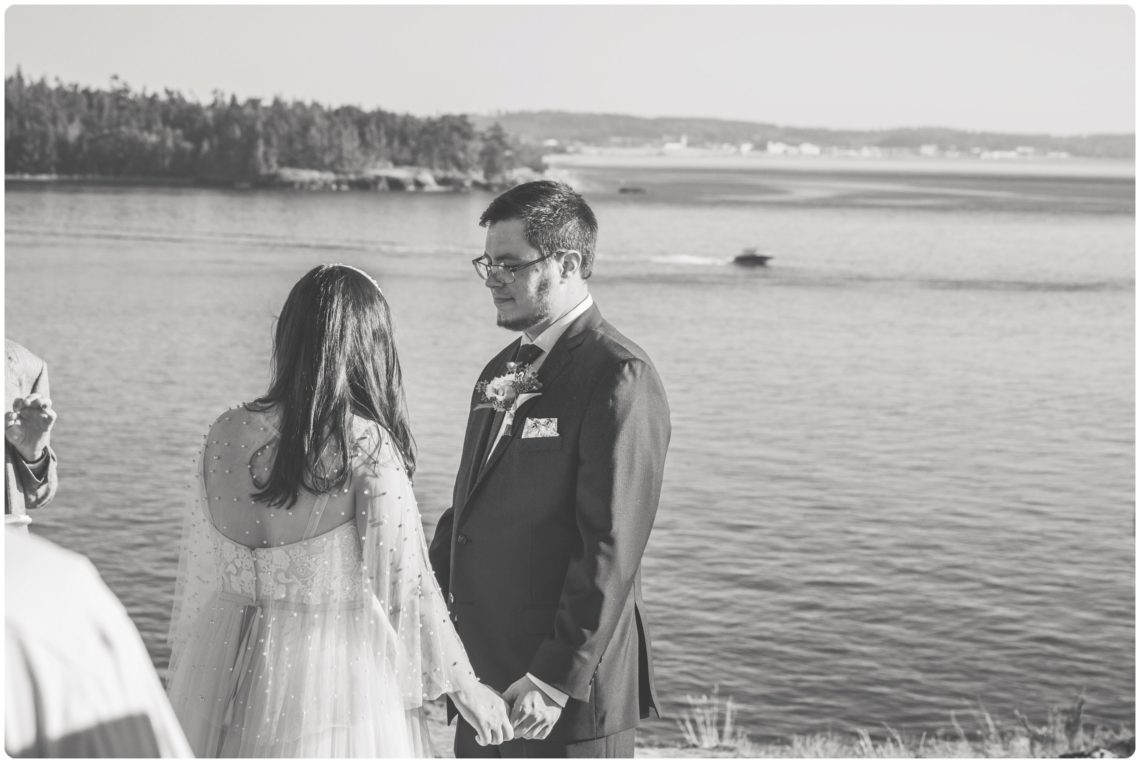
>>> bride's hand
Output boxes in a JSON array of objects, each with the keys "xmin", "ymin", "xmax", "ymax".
[{"xmin": 451, "ymin": 683, "xmax": 514, "ymax": 746}]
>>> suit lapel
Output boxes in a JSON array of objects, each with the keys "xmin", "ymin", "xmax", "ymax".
[
  {"xmin": 456, "ymin": 407, "xmax": 494, "ymax": 505},
  {"xmin": 461, "ymin": 305, "xmax": 603, "ymax": 510},
  {"xmin": 533, "ymin": 303, "xmax": 600, "ymax": 391},
  {"xmin": 454, "ymin": 340, "xmax": 520, "ymax": 519}
]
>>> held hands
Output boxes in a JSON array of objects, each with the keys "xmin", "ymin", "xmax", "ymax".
[
  {"xmin": 503, "ymin": 675, "xmax": 563, "ymax": 741},
  {"xmin": 450, "ymin": 676, "xmax": 563, "ymax": 747},
  {"xmin": 5, "ymin": 394, "xmax": 56, "ymax": 463},
  {"xmin": 451, "ymin": 683, "xmax": 514, "ymax": 747}
]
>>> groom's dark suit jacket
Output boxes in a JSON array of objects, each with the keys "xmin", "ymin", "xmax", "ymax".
[{"xmin": 429, "ymin": 303, "xmax": 670, "ymax": 744}]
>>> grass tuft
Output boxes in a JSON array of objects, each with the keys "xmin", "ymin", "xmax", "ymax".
[
  {"xmin": 659, "ymin": 690, "xmax": 1133, "ymax": 758},
  {"xmin": 676, "ymin": 685, "xmax": 753, "ymax": 755}
]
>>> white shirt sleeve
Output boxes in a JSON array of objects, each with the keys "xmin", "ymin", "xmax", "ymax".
[{"xmin": 527, "ymin": 673, "xmax": 569, "ymax": 707}]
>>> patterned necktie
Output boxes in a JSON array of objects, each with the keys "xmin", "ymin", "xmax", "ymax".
[{"xmin": 483, "ymin": 343, "xmax": 545, "ymax": 462}]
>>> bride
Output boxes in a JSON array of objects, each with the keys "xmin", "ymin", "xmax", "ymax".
[{"xmin": 166, "ymin": 264, "xmax": 512, "ymax": 757}]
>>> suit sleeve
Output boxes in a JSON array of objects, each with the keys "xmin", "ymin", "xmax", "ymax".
[
  {"xmin": 14, "ymin": 359, "xmax": 58, "ymax": 510},
  {"xmin": 528, "ymin": 357, "xmax": 670, "ymax": 701},
  {"xmin": 428, "ymin": 506, "xmax": 454, "ymax": 597}
]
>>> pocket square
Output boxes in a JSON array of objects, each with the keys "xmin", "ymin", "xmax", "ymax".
[{"xmin": 521, "ymin": 417, "xmax": 558, "ymax": 438}]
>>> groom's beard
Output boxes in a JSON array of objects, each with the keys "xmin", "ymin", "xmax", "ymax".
[{"xmin": 497, "ymin": 270, "xmax": 555, "ymax": 332}]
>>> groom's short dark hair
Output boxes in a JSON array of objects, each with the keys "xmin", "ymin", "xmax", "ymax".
[{"xmin": 479, "ymin": 181, "xmax": 598, "ymax": 279}]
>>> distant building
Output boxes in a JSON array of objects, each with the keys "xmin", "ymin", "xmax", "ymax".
[
  {"xmin": 663, "ymin": 134, "xmax": 688, "ymax": 152},
  {"xmin": 739, "ymin": 142, "xmax": 754, "ymax": 155},
  {"xmin": 919, "ymin": 144, "xmax": 940, "ymax": 157},
  {"xmin": 798, "ymin": 142, "xmax": 821, "ymax": 156}
]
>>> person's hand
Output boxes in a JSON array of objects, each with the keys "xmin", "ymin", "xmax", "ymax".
[
  {"xmin": 451, "ymin": 683, "xmax": 514, "ymax": 747},
  {"xmin": 503, "ymin": 675, "xmax": 563, "ymax": 741},
  {"xmin": 5, "ymin": 394, "xmax": 56, "ymax": 463}
]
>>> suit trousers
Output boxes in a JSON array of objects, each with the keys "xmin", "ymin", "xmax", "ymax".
[{"xmin": 455, "ymin": 717, "xmax": 635, "ymax": 758}]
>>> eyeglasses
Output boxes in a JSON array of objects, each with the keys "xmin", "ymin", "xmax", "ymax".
[{"xmin": 472, "ymin": 250, "xmax": 567, "ymax": 284}]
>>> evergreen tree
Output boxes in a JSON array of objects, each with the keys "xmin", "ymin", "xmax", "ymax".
[
  {"xmin": 3, "ymin": 73, "xmax": 531, "ymax": 182},
  {"xmin": 479, "ymin": 123, "xmax": 514, "ymax": 182}
]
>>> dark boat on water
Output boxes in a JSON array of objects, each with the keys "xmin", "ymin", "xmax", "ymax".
[{"xmin": 733, "ymin": 248, "xmax": 773, "ymax": 267}]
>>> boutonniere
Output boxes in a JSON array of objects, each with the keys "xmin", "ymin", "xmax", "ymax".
[{"xmin": 474, "ymin": 363, "xmax": 542, "ymax": 412}]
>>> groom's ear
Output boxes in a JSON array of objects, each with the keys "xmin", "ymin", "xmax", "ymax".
[{"xmin": 559, "ymin": 250, "xmax": 583, "ymax": 280}]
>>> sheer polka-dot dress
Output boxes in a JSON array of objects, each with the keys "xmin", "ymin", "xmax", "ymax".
[{"xmin": 166, "ymin": 405, "xmax": 478, "ymax": 758}]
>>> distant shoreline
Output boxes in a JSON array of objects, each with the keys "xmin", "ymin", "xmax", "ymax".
[
  {"xmin": 4, "ymin": 165, "xmax": 540, "ymax": 193},
  {"xmin": 6, "ymin": 174, "xmax": 201, "ymax": 187},
  {"xmin": 546, "ymin": 151, "xmax": 1136, "ymax": 180},
  {"xmin": 8, "ymin": 151, "xmax": 1133, "ymax": 195}
]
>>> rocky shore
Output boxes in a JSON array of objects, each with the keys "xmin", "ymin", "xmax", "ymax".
[{"xmin": 5, "ymin": 165, "xmax": 545, "ymax": 193}]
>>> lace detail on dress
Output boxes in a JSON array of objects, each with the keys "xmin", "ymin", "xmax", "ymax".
[
  {"xmin": 257, "ymin": 525, "xmax": 362, "ymax": 606},
  {"xmin": 219, "ymin": 541, "xmax": 256, "ymax": 600}
]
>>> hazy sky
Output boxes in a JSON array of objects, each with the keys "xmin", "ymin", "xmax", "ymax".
[{"xmin": 5, "ymin": 4, "xmax": 1134, "ymax": 135}]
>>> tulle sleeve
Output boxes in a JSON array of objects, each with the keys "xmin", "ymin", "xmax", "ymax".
[
  {"xmin": 167, "ymin": 437, "xmax": 220, "ymax": 676},
  {"xmin": 355, "ymin": 426, "xmax": 480, "ymax": 708}
]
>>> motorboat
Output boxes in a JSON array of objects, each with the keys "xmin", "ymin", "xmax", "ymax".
[{"xmin": 733, "ymin": 248, "xmax": 773, "ymax": 267}]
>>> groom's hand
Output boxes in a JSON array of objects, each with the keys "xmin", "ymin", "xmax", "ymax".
[{"xmin": 503, "ymin": 675, "xmax": 562, "ymax": 741}]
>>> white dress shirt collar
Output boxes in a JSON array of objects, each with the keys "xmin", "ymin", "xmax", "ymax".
[{"xmin": 523, "ymin": 294, "xmax": 594, "ymax": 353}]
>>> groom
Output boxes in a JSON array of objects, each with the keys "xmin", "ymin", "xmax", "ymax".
[{"xmin": 429, "ymin": 181, "xmax": 670, "ymax": 757}]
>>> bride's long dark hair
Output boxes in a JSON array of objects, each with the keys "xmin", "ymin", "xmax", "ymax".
[{"xmin": 248, "ymin": 264, "xmax": 416, "ymax": 508}]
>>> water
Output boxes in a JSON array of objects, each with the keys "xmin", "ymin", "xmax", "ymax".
[{"xmin": 5, "ymin": 160, "xmax": 1134, "ymax": 742}]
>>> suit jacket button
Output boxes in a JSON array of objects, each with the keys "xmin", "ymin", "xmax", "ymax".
[
  {"xmin": 450, "ymin": 612, "xmax": 459, "ymax": 623},
  {"xmin": 457, "ymin": 534, "xmax": 469, "ymax": 545},
  {"xmin": 447, "ymin": 593, "xmax": 455, "ymax": 604}
]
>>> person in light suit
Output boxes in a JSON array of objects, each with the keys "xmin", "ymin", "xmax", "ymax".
[
  {"xmin": 5, "ymin": 339, "xmax": 58, "ymax": 530},
  {"xmin": 430, "ymin": 181, "xmax": 671, "ymax": 758}
]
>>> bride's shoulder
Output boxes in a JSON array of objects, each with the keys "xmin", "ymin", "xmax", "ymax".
[
  {"xmin": 349, "ymin": 417, "xmax": 401, "ymax": 473},
  {"xmin": 203, "ymin": 402, "xmax": 276, "ymax": 441}
]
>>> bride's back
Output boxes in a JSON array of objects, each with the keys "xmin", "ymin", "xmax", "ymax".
[{"xmin": 202, "ymin": 405, "xmax": 358, "ymax": 549}]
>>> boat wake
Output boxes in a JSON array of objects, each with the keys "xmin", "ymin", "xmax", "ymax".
[{"xmin": 646, "ymin": 254, "xmax": 732, "ymax": 266}]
